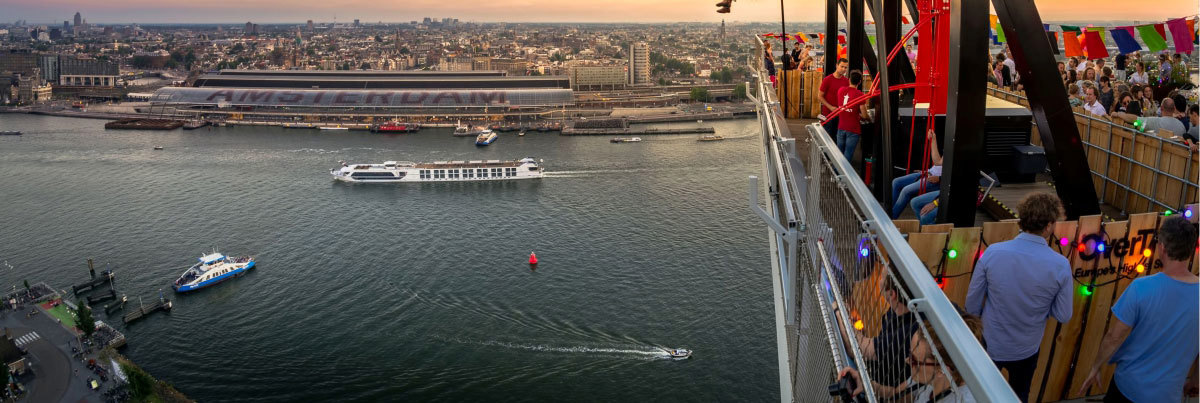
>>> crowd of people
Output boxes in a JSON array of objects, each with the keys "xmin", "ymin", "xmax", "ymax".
[{"xmin": 833, "ymin": 193, "xmax": 1198, "ymax": 402}]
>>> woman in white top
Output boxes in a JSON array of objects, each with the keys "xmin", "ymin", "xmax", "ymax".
[
  {"xmin": 1128, "ymin": 61, "xmax": 1149, "ymax": 85},
  {"xmin": 838, "ymin": 314, "xmax": 984, "ymax": 402}
]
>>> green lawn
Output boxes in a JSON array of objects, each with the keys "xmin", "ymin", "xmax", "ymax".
[{"xmin": 45, "ymin": 303, "xmax": 79, "ymax": 330}]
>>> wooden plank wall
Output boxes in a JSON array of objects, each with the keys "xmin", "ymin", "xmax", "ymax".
[
  {"xmin": 983, "ymin": 84, "xmax": 1199, "ymax": 216},
  {"xmin": 777, "ymin": 70, "xmax": 823, "ymax": 119},
  {"xmin": 897, "ymin": 205, "xmax": 1198, "ymax": 401}
]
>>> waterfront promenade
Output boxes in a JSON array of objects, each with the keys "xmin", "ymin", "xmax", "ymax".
[{"xmin": 0, "ymin": 299, "xmax": 108, "ymax": 403}]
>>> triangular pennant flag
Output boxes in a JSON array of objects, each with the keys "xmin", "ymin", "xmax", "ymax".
[
  {"xmin": 1087, "ymin": 26, "xmax": 1106, "ymax": 43},
  {"xmin": 1063, "ymin": 31, "xmax": 1084, "ymax": 57},
  {"xmin": 868, "ymin": 35, "xmax": 877, "ymax": 47},
  {"xmin": 809, "ymin": 33, "xmax": 820, "ymax": 39},
  {"xmin": 1110, "ymin": 28, "xmax": 1143, "ymax": 54},
  {"xmin": 1154, "ymin": 23, "xmax": 1166, "ymax": 39},
  {"xmin": 1044, "ymin": 24, "xmax": 1051, "ymax": 31},
  {"xmin": 1167, "ymin": 18, "xmax": 1194, "ymax": 54},
  {"xmin": 1137, "ymin": 24, "xmax": 1169, "ymax": 52},
  {"xmin": 995, "ymin": 23, "xmax": 1006, "ymax": 43},
  {"xmin": 989, "ymin": 15, "xmax": 998, "ymax": 30},
  {"xmin": 839, "ymin": 28, "xmax": 848, "ymax": 34},
  {"xmin": 795, "ymin": 32, "xmax": 807, "ymax": 43},
  {"xmin": 1061, "ymin": 25, "xmax": 1082, "ymax": 34},
  {"xmin": 901, "ymin": 16, "xmax": 910, "ymax": 24},
  {"xmin": 838, "ymin": 34, "xmax": 846, "ymax": 45},
  {"xmin": 819, "ymin": 33, "xmax": 826, "ymax": 45},
  {"xmin": 1190, "ymin": 18, "xmax": 1197, "ymax": 41}
]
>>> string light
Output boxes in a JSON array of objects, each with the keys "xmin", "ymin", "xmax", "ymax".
[
  {"xmin": 1080, "ymin": 284, "xmax": 1094, "ymax": 296},
  {"xmin": 860, "ymin": 247, "xmax": 870, "ymax": 257},
  {"xmin": 1060, "ymin": 237, "xmax": 1070, "ymax": 246},
  {"xmin": 1164, "ymin": 210, "xmax": 1174, "ymax": 216},
  {"xmin": 1077, "ymin": 243, "xmax": 1087, "ymax": 253},
  {"xmin": 1186, "ymin": 208, "xmax": 1194, "ymax": 219},
  {"xmin": 1143, "ymin": 248, "xmax": 1152, "ymax": 258},
  {"xmin": 854, "ymin": 320, "xmax": 864, "ymax": 330},
  {"xmin": 1097, "ymin": 242, "xmax": 1106, "ymax": 252},
  {"xmin": 1136, "ymin": 264, "xmax": 1145, "ymax": 273},
  {"xmin": 947, "ymin": 249, "xmax": 958, "ymax": 259}
]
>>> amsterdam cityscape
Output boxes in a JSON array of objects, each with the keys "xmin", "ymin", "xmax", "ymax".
[{"xmin": 0, "ymin": 0, "xmax": 1197, "ymax": 402}]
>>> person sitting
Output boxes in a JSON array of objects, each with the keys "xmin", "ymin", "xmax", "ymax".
[
  {"xmin": 912, "ymin": 190, "xmax": 939, "ymax": 225},
  {"xmin": 838, "ymin": 308, "xmax": 984, "ymax": 402},
  {"xmin": 1068, "ymin": 83, "xmax": 1084, "ymax": 108},
  {"xmin": 891, "ymin": 129, "xmax": 942, "ymax": 219},
  {"xmin": 1082, "ymin": 86, "xmax": 1107, "ymax": 116},
  {"xmin": 832, "ymin": 278, "xmax": 920, "ymax": 388},
  {"xmin": 1115, "ymin": 97, "xmax": 1186, "ymax": 135}
]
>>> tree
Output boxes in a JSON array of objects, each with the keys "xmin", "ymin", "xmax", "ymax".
[
  {"xmin": 76, "ymin": 300, "xmax": 95, "ymax": 339},
  {"xmin": 122, "ymin": 363, "xmax": 155, "ymax": 399},
  {"xmin": 732, "ymin": 83, "xmax": 748, "ymax": 100},
  {"xmin": 690, "ymin": 87, "xmax": 710, "ymax": 102}
]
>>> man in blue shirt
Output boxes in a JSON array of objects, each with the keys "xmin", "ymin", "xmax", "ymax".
[
  {"xmin": 1079, "ymin": 216, "xmax": 1199, "ymax": 402},
  {"xmin": 966, "ymin": 192, "xmax": 1073, "ymax": 402}
]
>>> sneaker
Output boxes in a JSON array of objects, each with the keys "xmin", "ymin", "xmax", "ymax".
[
  {"xmin": 716, "ymin": 0, "xmax": 732, "ymax": 6},
  {"xmin": 718, "ymin": 6, "xmax": 731, "ymax": 13}
]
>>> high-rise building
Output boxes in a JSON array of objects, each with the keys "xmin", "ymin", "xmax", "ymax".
[
  {"xmin": 73, "ymin": 12, "xmax": 82, "ymax": 27},
  {"xmin": 63, "ymin": 21, "xmax": 69, "ymax": 31},
  {"xmin": 245, "ymin": 22, "xmax": 253, "ymax": 34},
  {"xmin": 720, "ymin": 20, "xmax": 726, "ymax": 43},
  {"xmin": 353, "ymin": 19, "xmax": 360, "ymax": 27},
  {"xmin": 627, "ymin": 42, "xmax": 650, "ymax": 85}
]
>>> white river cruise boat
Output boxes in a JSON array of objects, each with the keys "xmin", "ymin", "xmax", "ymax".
[{"xmin": 331, "ymin": 158, "xmax": 544, "ymax": 183}]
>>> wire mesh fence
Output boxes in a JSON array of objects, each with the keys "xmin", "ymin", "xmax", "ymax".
[{"xmin": 750, "ymin": 35, "xmax": 1015, "ymax": 401}]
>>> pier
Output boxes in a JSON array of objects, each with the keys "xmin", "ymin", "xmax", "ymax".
[
  {"xmin": 86, "ymin": 289, "xmax": 118, "ymax": 305},
  {"xmin": 71, "ymin": 271, "xmax": 114, "ymax": 294},
  {"xmin": 103, "ymin": 296, "xmax": 128, "ymax": 315},
  {"xmin": 560, "ymin": 127, "xmax": 716, "ymax": 136},
  {"xmin": 104, "ymin": 118, "xmax": 184, "ymax": 130},
  {"xmin": 122, "ymin": 296, "xmax": 172, "ymax": 324}
]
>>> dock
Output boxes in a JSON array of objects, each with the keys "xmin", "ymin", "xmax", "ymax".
[
  {"xmin": 103, "ymin": 295, "xmax": 128, "ymax": 315},
  {"xmin": 86, "ymin": 289, "xmax": 118, "ymax": 305},
  {"xmin": 71, "ymin": 271, "xmax": 114, "ymax": 294},
  {"xmin": 122, "ymin": 297, "xmax": 172, "ymax": 324},
  {"xmin": 104, "ymin": 118, "xmax": 184, "ymax": 130},
  {"xmin": 561, "ymin": 127, "xmax": 716, "ymax": 136}
]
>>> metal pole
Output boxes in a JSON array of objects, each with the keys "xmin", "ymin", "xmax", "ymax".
[
  {"xmin": 938, "ymin": 0, "xmax": 990, "ymax": 226},
  {"xmin": 780, "ymin": 0, "xmax": 788, "ymax": 117},
  {"xmin": 825, "ymin": 0, "xmax": 839, "ymax": 74}
]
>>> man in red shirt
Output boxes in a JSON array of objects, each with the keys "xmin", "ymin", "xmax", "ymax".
[
  {"xmin": 819, "ymin": 58, "xmax": 850, "ymax": 136},
  {"xmin": 835, "ymin": 70, "xmax": 869, "ymax": 163}
]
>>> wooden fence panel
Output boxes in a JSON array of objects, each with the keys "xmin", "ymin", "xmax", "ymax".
[
  {"xmin": 893, "ymin": 219, "xmax": 921, "ymax": 235},
  {"xmin": 1068, "ymin": 220, "xmax": 1129, "ymax": 398},
  {"xmin": 941, "ymin": 227, "xmax": 982, "ymax": 307},
  {"xmin": 1039, "ymin": 215, "xmax": 1102, "ymax": 401},
  {"xmin": 1030, "ymin": 219, "xmax": 1081, "ymax": 402},
  {"xmin": 920, "ymin": 223, "xmax": 954, "ymax": 234}
]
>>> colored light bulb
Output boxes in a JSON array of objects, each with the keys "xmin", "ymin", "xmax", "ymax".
[
  {"xmin": 1060, "ymin": 237, "xmax": 1070, "ymax": 246},
  {"xmin": 1143, "ymin": 248, "xmax": 1152, "ymax": 258},
  {"xmin": 1097, "ymin": 242, "xmax": 1105, "ymax": 252},
  {"xmin": 1136, "ymin": 264, "xmax": 1145, "ymax": 273},
  {"xmin": 860, "ymin": 248, "xmax": 869, "ymax": 257},
  {"xmin": 947, "ymin": 249, "xmax": 958, "ymax": 259},
  {"xmin": 1077, "ymin": 243, "xmax": 1087, "ymax": 253},
  {"xmin": 1165, "ymin": 210, "xmax": 1174, "ymax": 216},
  {"xmin": 1186, "ymin": 209, "xmax": 1193, "ymax": 219},
  {"xmin": 1081, "ymin": 285, "xmax": 1094, "ymax": 296},
  {"xmin": 853, "ymin": 320, "xmax": 864, "ymax": 330}
]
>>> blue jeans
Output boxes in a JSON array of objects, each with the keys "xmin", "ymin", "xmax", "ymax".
[
  {"xmin": 911, "ymin": 190, "xmax": 940, "ymax": 224},
  {"xmin": 836, "ymin": 129, "xmax": 860, "ymax": 163},
  {"xmin": 891, "ymin": 172, "xmax": 941, "ymax": 219}
]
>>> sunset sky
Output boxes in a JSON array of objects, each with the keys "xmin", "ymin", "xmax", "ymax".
[{"xmin": 3, "ymin": 0, "xmax": 1196, "ymax": 24}]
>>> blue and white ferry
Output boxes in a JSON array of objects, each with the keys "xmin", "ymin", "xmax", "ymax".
[
  {"xmin": 172, "ymin": 251, "xmax": 255, "ymax": 292},
  {"xmin": 474, "ymin": 130, "xmax": 498, "ymax": 146}
]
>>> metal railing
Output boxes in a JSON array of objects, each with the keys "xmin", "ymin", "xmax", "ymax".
[
  {"xmin": 987, "ymin": 86, "xmax": 1198, "ymax": 214},
  {"xmin": 749, "ymin": 35, "xmax": 1017, "ymax": 403}
]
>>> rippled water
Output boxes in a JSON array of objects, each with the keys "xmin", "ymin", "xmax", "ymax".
[{"xmin": 0, "ymin": 114, "xmax": 774, "ymax": 402}]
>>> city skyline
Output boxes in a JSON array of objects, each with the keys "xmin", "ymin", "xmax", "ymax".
[{"xmin": 3, "ymin": 0, "xmax": 1196, "ymax": 24}]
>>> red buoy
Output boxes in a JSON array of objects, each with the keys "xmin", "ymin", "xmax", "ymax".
[{"xmin": 528, "ymin": 252, "xmax": 538, "ymax": 265}]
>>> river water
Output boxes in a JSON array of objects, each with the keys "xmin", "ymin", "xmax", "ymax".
[{"xmin": 0, "ymin": 114, "xmax": 774, "ymax": 402}]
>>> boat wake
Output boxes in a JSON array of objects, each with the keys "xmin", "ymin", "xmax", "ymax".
[{"xmin": 448, "ymin": 338, "xmax": 671, "ymax": 360}]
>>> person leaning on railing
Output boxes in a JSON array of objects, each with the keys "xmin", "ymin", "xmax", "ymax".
[
  {"xmin": 838, "ymin": 308, "xmax": 985, "ymax": 402},
  {"xmin": 1078, "ymin": 216, "xmax": 1199, "ymax": 403},
  {"xmin": 832, "ymin": 277, "xmax": 920, "ymax": 388},
  {"xmin": 965, "ymin": 192, "xmax": 1073, "ymax": 403}
]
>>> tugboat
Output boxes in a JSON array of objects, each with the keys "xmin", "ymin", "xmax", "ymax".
[
  {"xmin": 475, "ymin": 130, "xmax": 498, "ymax": 146},
  {"xmin": 453, "ymin": 122, "xmax": 485, "ymax": 137},
  {"xmin": 172, "ymin": 250, "xmax": 256, "ymax": 292},
  {"xmin": 371, "ymin": 121, "xmax": 420, "ymax": 133},
  {"xmin": 697, "ymin": 134, "xmax": 725, "ymax": 142},
  {"xmin": 663, "ymin": 348, "xmax": 693, "ymax": 359}
]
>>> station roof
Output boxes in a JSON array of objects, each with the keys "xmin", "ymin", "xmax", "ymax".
[
  {"xmin": 212, "ymin": 69, "xmax": 509, "ymax": 77},
  {"xmin": 150, "ymin": 87, "xmax": 573, "ymax": 108},
  {"xmin": 193, "ymin": 72, "xmax": 570, "ymax": 90}
]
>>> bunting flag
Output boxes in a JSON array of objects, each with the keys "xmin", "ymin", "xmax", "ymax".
[
  {"xmin": 1189, "ymin": 18, "xmax": 1197, "ymax": 41},
  {"xmin": 1083, "ymin": 30, "xmax": 1109, "ymax": 59},
  {"xmin": 995, "ymin": 23, "xmax": 1007, "ymax": 43},
  {"xmin": 868, "ymin": 35, "xmax": 876, "ymax": 47},
  {"xmin": 1137, "ymin": 24, "xmax": 1169, "ymax": 52},
  {"xmin": 819, "ymin": 33, "xmax": 826, "ymax": 45},
  {"xmin": 901, "ymin": 16, "xmax": 910, "ymax": 24},
  {"xmin": 1167, "ymin": 18, "xmax": 1194, "ymax": 54},
  {"xmin": 839, "ymin": 28, "xmax": 848, "ymax": 34},
  {"xmin": 809, "ymin": 33, "xmax": 820, "ymax": 39},
  {"xmin": 1061, "ymin": 25, "xmax": 1082, "ymax": 34},
  {"xmin": 989, "ymin": 15, "xmax": 998, "ymax": 30},
  {"xmin": 795, "ymin": 32, "xmax": 808, "ymax": 43},
  {"xmin": 1087, "ymin": 26, "xmax": 1107, "ymax": 43},
  {"xmin": 838, "ymin": 34, "xmax": 846, "ymax": 45},
  {"xmin": 1154, "ymin": 23, "xmax": 1166, "ymax": 39},
  {"xmin": 1110, "ymin": 28, "xmax": 1143, "ymax": 54},
  {"xmin": 1063, "ymin": 31, "xmax": 1084, "ymax": 57},
  {"xmin": 1044, "ymin": 24, "xmax": 1050, "ymax": 31}
]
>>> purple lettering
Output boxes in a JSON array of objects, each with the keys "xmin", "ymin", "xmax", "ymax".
[
  {"xmin": 239, "ymin": 90, "xmax": 274, "ymax": 103},
  {"xmin": 205, "ymin": 90, "xmax": 234, "ymax": 102},
  {"xmin": 277, "ymin": 91, "xmax": 303, "ymax": 103},
  {"xmin": 431, "ymin": 91, "xmax": 463, "ymax": 104},
  {"xmin": 364, "ymin": 92, "xmax": 392, "ymax": 104},
  {"xmin": 399, "ymin": 92, "xmax": 429, "ymax": 104},
  {"xmin": 312, "ymin": 92, "xmax": 325, "ymax": 103},
  {"xmin": 333, "ymin": 92, "xmax": 359, "ymax": 104},
  {"xmin": 474, "ymin": 91, "xmax": 505, "ymax": 104}
]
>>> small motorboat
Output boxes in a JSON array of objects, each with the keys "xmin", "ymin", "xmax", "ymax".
[
  {"xmin": 697, "ymin": 134, "xmax": 724, "ymax": 142},
  {"xmin": 518, "ymin": 131, "xmax": 526, "ymax": 137},
  {"xmin": 475, "ymin": 129, "xmax": 498, "ymax": 146},
  {"xmin": 611, "ymin": 137, "xmax": 642, "ymax": 143},
  {"xmin": 663, "ymin": 348, "xmax": 692, "ymax": 359},
  {"xmin": 153, "ymin": 146, "xmax": 164, "ymax": 150}
]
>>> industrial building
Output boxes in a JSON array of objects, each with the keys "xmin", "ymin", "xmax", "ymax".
[{"xmin": 149, "ymin": 69, "xmax": 573, "ymax": 122}]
